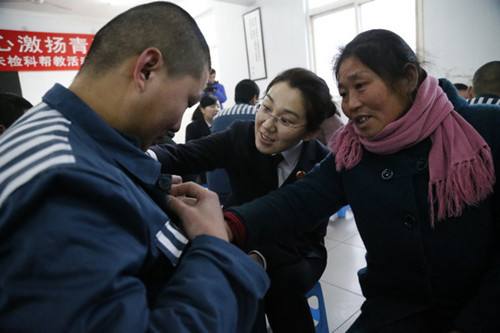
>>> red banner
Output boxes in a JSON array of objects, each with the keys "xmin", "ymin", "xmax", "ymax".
[{"xmin": 0, "ymin": 29, "xmax": 94, "ymax": 72}]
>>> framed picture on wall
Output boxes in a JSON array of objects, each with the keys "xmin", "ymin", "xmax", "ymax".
[{"xmin": 243, "ymin": 8, "xmax": 267, "ymax": 80}]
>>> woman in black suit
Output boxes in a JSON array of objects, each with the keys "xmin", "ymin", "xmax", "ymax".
[{"xmin": 150, "ymin": 67, "xmax": 337, "ymax": 333}]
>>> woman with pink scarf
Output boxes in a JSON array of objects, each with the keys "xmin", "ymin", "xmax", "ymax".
[{"xmin": 213, "ymin": 30, "xmax": 499, "ymax": 332}]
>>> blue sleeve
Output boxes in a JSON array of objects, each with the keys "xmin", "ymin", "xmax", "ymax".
[
  {"xmin": 214, "ymin": 83, "xmax": 227, "ymax": 104},
  {"xmin": 0, "ymin": 170, "xmax": 269, "ymax": 333},
  {"xmin": 151, "ymin": 235, "xmax": 269, "ymax": 333}
]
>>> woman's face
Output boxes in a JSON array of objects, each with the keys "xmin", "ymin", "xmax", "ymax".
[
  {"xmin": 201, "ymin": 101, "xmax": 220, "ymax": 124},
  {"xmin": 208, "ymin": 73, "xmax": 216, "ymax": 84},
  {"xmin": 254, "ymin": 81, "xmax": 317, "ymax": 155},
  {"xmin": 337, "ymin": 56, "xmax": 409, "ymax": 138}
]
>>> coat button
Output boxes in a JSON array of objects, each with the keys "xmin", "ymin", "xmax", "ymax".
[
  {"xmin": 415, "ymin": 158, "xmax": 428, "ymax": 171},
  {"xmin": 381, "ymin": 168, "xmax": 393, "ymax": 180},
  {"xmin": 157, "ymin": 175, "xmax": 172, "ymax": 191},
  {"xmin": 296, "ymin": 170, "xmax": 305, "ymax": 179},
  {"xmin": 402, "ymin": 214, "xmax": 416, "ymax": 229}
]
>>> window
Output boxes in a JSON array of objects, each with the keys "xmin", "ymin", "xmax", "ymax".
[{"xmin": 308, "ymin": 0, "xmax": 417, "ymax": 110}]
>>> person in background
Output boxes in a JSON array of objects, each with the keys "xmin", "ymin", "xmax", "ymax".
[
  {"xmin": 181, "ymin": 29, "xmax": 499, "ymax": 332},
  {"xmin": 208, "ymin": 78, "xmax": 260, "ymax": 204},
  {"xmin": 211, "ymin": 78, "xmax": 260, "ymax": 131},
  {"xmin": 452, "ymin": 82, "xmax": 470, "ymax": 99},
  {"xmin": 203, "ymin": 67, "xmax": 227, "ymax": 108},
  {"xmin": 0, "ymin": 92, "xmax": 32, "ymax": 135},
  {"xmin": 149, "ymin": 67, "xmax": 335, "ymax": 333},
  {"xmin": 185, "ymin": 94, "xmax": 220, "ymax": 184},
  {"xmin": 316, "ymin": 105, "xmax": 343, "ymax": 146},
  {"xmin": 186, "ymin": 94, "xmax": 220, "ymax": 141},
  {"xmin": 0, "ymin": 2, "xmax": 269, "ymax": 332},
  {"xmin": 467, "ymin": 60, "xmax": 500, "ymax": 105}
]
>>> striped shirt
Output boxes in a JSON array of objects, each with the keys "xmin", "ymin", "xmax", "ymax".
[
  {"xmin": 467, "ymin": 95, "xmax": 500, "ymax": 106},
  {"xmin": 211, "ymin": 103, "xmax": 256, "ymax": 133},
  {"xmin": 0, "ymin": 103, "xmax": 75, "ymax": 207},
  {"xmin": 215, "ymin": 103, "xmax": 256, "ymax": 117},
  {"xmin": 0, "ymin": 87, "xmax": 188, "ymax": 266}
]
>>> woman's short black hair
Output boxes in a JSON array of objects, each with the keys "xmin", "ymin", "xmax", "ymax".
[
  {"xmin": 192, "ymin": 94, "xmax": 219, "ymax": 121},
  {"xmin": 266, "ymin": 67, "xmax": 336, "ymax": 131}
]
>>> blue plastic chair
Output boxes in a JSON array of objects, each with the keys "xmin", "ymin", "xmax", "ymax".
[
  {"xmin": 307, "ymin": 282, "xmax": 329, "ymax": 333},
  {"xmin": 337, "ymin": 205, "xmax": 350, "ymax": 218}
]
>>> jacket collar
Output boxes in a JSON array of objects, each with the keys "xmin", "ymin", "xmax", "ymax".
[
  {"xmin": 42, "ymin": 84, "xmax": 161, "ymax": 186},
  {"xmin": 438, "ymin": 78, "xmax": 467, "ymax": 111}
]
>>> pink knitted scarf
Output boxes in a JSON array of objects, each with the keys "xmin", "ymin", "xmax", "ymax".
[{"xmin": 329, "ymin": 76, "xmax": 495, "ymax": 225}]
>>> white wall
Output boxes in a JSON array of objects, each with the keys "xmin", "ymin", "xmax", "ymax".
[
  {"xmin": 421, "ymin": 0, "xmax": 500, "ymax": 85},
  {"xmin": 180, "ymin": 0, "xmax": 310, "ymax": 142},
  {"xmin": 248, "ymin": 0, "xmax": 309, "ymax": 93},
  {"xmin": 211, "ymin": 2, "xmax": 252, "ymax": 106},
  {"xmin": 212, "ymin": 0, "xmax": 309, "ymax": 105}
]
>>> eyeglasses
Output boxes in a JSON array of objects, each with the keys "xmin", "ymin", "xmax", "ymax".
[{"xmin": 255, "ymin": 103, "xmax": 306, "ymax": 129}]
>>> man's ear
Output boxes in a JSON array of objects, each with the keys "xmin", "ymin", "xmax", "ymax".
[
  {"xmin": 0, "ymin": 124, "xmax": 6, "ymax": 135},
  {"xmin": 302, "ymin": 129, "xmax": 320, "ymax": 142},
  {"xmin": 250, "ymin": 95, "xmax": 259, "ymax": 106},
  {"xmin": 134, "ymin": 47, "xmax": 163, "ymax": 91},
  {"xmin": 467, "ymin": 85, "xmax": 475, "ymax": 98}
]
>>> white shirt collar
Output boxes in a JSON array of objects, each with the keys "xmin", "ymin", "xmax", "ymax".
[{"xmin": 276, "ymin": 141, "xmax": 303, "ymax": 187}]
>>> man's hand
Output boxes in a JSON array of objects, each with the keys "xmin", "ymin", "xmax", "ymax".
[
  {"xmin": 168, "ymin": 182, "xmax": 228, "ymax": 241},
  {"xmin": 171, "ymin": 175, "xmax": 183, "ymax": 185}
]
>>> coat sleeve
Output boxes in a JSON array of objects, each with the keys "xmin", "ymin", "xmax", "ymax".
[
  {"xmin": 0, "ymin": 169, "xmax": 269, "ymax": 333},
  {"xmin": 151, "ymin": 235, "xmax": 270, "ymax": 333},
  {"xmin": 150, "ymin": 122, "xmax": 246, "ymax": 175},
  {"xmin": 226, "ymin": 153, "xmax": 346, "ymax": 249},
  {"xmin": 451, "ymin": 102, "xmax": 500, "ymax": 332},
  {"xmin": 454, "ymin": 240, "xmax": 500, "ymax": 332}
]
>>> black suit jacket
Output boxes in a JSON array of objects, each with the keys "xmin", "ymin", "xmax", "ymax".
[
  {"xmin": 185, "ymin": 119, "xmax": 211, "ymax": 142},
  {"xmin": 185, "ymin": 119, "xmax": 211, "ymax": 183},
  {"xmin": 151, "ymin": 120, "xmax": 329, "ymax": 269}
]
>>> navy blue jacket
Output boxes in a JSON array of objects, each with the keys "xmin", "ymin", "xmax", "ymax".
[
  {"xmin": 203, "ymin": 81, "xmax": 227, "ymax": 108},
  {"xmin": 226, "ymin": 79, "xmax": 500, "ymax": 332},
  {"xmin": 151, "ymin": 120, "xmax": 329, "ymax": 268},
  {"xmin": 208, "ymin": 103, "xmax": 257, "ymax": 204},
  {"xmin": 0, "ymin": 84, "xmax": 269, "ymax": 332}
]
